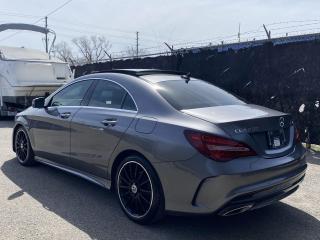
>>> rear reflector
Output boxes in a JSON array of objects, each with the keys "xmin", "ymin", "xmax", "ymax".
[{"xmin": 184, "ymin": 130, "xmax": 256, "ymax": 161}]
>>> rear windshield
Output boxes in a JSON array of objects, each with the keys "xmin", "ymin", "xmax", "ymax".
[{"xmin": 155, "ymin": 80, "xmax": 245, "ymax": 110}]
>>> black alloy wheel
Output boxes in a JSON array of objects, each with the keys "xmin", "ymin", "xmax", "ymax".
[
  {"xmin": 15, "ymin": 127, "xmax": 36, "ymax": 166},
  {"xmin": 116, "ymin": 156, "xmax": 165, "ymax": 224}
]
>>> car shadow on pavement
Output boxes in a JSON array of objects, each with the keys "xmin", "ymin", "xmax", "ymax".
[
  {"xmin": 2, "ymin": 158, "xmax": 320, "ymax": 240},
  {"xmin": 307, "ymin": 150, "xmax": 320, "ymax": 166}
]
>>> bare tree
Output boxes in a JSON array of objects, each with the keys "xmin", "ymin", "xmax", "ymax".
[
  {"xmin": 53, "ymin": 41, "xmax": 77, "ymax": 66},
  {"xmin": 72, "ymin": 35, "xmax": 111, "ymax": 64}
]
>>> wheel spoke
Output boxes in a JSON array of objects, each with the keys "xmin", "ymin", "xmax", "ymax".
[
  {"xmin": 129, "ymin": 163, "xmax": 134, "ymax": 180},
  {"xmin": 133, "ymin": 163, "xmax": 138, "ymax": 179},
  {"xmin": 23, "ymin": 149, "xmax": 27, "ymax": 158},
  {"xmin": 17, "ymin": 134, "xmax": 21, "ymax": 142},
  {"xmin": 20, "ymin": 150, "xmax": 25, "ymax": 160},
  {"xmin": 136, "ymin": 169, "xmax": 144, "ymax": 182},
  {"xmin": 119, "ymin": 185, "xmax": 130, "ymax": 190},
  {"xmin": 127, "ymin": 195, "xmax": 135, "ymax": 210},
  {"xmin": 140, "ymin": 189, "xmax": 151, "ymax": 194},
  {"xmin": 123, "ymin": 167, "xmax": 132, "ymax": 182},
  {"xmin": 120, "ymin": 191, "xmax": 131, "ymax": 198},
  {"xmin": 139, "ymin": 193, "xmax": 151, "ymax": 205},
  {"xmin": 17, "ymin": 148, "xmax": 21, "ymax": 157},
  {"xmin": 140, "ymin": 179, "xmax": 150, "ymax": 187},
  {"xmin": 137, "ymin": 195, "xmax": 147, "ymax": 213},
  {"xmin": 119, "ymin": 175, "xmax": 130, "ymax": 185}
]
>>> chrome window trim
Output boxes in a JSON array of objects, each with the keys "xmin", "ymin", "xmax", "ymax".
[
  {"xmin": 81, "ymin": 106, "xmax": 137, "ymax": 114},
  {"xmin": 48, "ymin": 77, "xmax": 139, "ymax": 112}
]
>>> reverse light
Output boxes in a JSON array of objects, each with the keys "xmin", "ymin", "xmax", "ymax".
[{"xmin": 184, "ymin": 130, "xmax": 256, "ymax": 161}]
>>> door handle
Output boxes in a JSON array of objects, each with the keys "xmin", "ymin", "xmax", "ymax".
[
  {"xmin": 101, "ymin": 118, "xmax": 117, "ymax": 127},
  {"xmin": 60, "ymin": 112, "xmax": 71, "ymax": 119}
]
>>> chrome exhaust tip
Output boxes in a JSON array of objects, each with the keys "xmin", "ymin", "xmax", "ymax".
[{"xmin": 219, "ymin": 204, "xmax": 253, "ymax": 216}]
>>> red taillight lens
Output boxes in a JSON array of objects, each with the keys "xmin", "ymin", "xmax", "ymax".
[{"xmin": 184, "ymin": 130, "xmax": 256, "ymax": 161}]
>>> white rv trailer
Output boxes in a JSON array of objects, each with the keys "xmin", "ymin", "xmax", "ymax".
[
  {"xmin": 0, "ymin": 46, "xmax": 73, "ymax": 116},
  {"xmin": 0, "ymin": 23, "xmax": 73, "ymax": 117}
]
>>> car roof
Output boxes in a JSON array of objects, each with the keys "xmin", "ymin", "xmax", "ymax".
[
  {"xmin": 89, "ymin": 69, "xmax": 186, "ymax": 77},
  {"xmin": 81, "ymin": 69, "xmax": 191, "ymax": 83}
]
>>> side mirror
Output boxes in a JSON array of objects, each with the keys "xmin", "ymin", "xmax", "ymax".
[{"xmin": 32, "ymin": 97, "xmax": 45, "ymax": 109}]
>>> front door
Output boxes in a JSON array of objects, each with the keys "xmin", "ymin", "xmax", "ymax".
[{"xmin": 31, "ymin": 80, "xmax": 93, "ymax": 165}]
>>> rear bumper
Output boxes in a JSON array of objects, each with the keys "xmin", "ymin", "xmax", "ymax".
[
  {"xmin": 194, "ymin": 158, "xmax": 307, "ymax": 215},
  {"xmin": 216, "ymin": 164, "xmax": 306, "ymax": 216},
  {"xmin": 154, "ymin": 144, "xmax": 307, "ymax": 215}
]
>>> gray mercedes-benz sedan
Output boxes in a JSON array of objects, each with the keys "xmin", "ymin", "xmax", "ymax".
[{"xmin": 12, "ymin": 69, "xmax": 307, "ymax": 224}]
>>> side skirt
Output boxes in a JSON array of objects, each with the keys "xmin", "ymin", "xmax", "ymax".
[{"xmin": 35, "ymin": 156, "xmax": 111, "ymax": 189}]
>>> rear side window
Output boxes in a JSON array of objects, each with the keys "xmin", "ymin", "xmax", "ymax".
[
  {"xmin": 51, "ymin": 80, "xmax": 92, "ymax": 106},
  {"xmin": 155, "ymin": 80, "xmax": 244, "ymax": 110},
  {"xmin": 122, "ymin": 94, "xmax": 136, "ymax": 111},
  {"xmin": 88, "ymin": 80, "xmax": 137, "ymax": 110}
]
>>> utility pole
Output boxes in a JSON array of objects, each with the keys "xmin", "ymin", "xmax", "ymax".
[
  {"xmin": 45, "ymin": 16, "xmax": 48, "ymax": 53},
  {"xmin": 136, "ymin": 31, "xmax": 139, "ymax": 58},
  {"xmin": 238, "ymin": 23, "xmax": 241, "ymax": 42}
]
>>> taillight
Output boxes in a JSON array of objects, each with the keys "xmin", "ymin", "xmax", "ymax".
[{"xmin": 184, "ymin": 130, "xmax": 256, "ymax": 161}]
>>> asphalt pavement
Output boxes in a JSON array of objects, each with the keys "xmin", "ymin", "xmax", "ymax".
[{"xmin": 0, "ymin": 119, "xmax": 319, "ymax": 240}]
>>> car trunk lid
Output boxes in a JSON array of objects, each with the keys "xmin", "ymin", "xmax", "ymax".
[{"xmin": 182, "ymin": 104, "xmax": 295, "ymax": 158}]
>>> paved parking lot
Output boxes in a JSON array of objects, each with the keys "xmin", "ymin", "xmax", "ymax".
[{"xmin": 0, "ymin": 119, "xmax": 319, "ymax": 240}]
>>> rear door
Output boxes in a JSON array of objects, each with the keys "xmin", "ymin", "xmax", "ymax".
[
  {"xmin": 69, "ymin": 79, "xmax": 138, "ymax": 178},
  {"xmin": 31, "ymin": 80, "xmax": 93, "ymax": 165}
]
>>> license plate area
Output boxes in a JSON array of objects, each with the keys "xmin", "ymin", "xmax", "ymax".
[{"xmin": 267, "ymin": 129, "xmax": 286, "ymax": 149}]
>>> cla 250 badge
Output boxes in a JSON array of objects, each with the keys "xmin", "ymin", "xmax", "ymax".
[{"xmin": 234, "ymin": 126, "xmax": 260, "ymax": 134}]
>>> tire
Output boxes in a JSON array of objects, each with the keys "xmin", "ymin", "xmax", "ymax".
[
  {"xmin": 115, "ymin": 155, "xmax": 165, "ymax": 224},
  {"xmin": 15, "ymin": 127, "xmax": 36, "ymax": 166}
]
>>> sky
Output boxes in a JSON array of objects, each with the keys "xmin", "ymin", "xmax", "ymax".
[{"xmin": 1, "ymin": 0, "xmax": 320, "ymax": 56}]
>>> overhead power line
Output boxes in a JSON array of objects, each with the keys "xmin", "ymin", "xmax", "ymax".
[
  {"xmin": 0, "ymin": 11, "xmax": 42, "ymax": 19},
  {"xmin": 45, "ymin": 0, "xmax": 73, "ymax": 17},
  {"xmin": 0, "ymin": 0, "xmax": 73, "ymax": 43},
  {"xmin": 49, "ymin": 23, "xmax": 137, "ymax": 41},
  {"xmin": 49, "ymin": 17, "xmax": 135, "ymax": 35}
]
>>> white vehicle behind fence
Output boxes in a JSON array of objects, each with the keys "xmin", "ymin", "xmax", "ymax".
[{"xmin": 0, "ymin": 23, "xmax": 73, "ymax": 117}]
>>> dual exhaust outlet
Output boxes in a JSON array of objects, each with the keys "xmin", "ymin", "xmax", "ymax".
[{"xmin": 219, "ymin": 204, "xmax": 253, "ymax": 216}]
